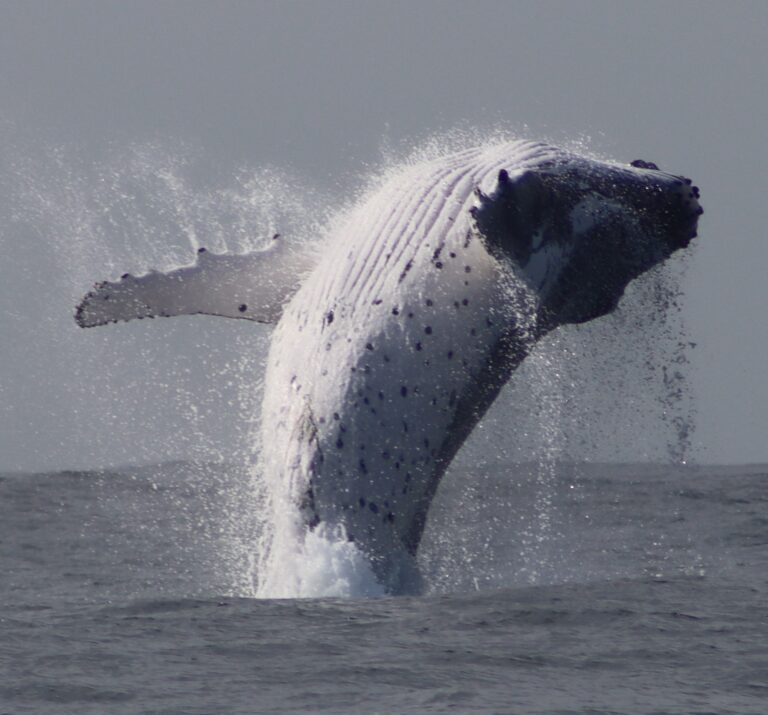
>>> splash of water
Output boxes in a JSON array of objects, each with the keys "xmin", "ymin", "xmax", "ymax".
[
  {"xmin": 420, "ymin": 262, "xmax": 696, "ymax": 594},
  {"xmin": 0, "ymin": 126, "xmax": 697, "ymax": 599},
  {"xmin": 255, "ymin": 520, "xmax": 385, "ymax": 599},
  {"xmin": 0, "ymin": 131, "xmax": 324, "ymax": 596}
]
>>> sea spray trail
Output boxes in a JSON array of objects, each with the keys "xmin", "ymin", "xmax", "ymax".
[
  {"xmin": 0, "ymin": 130, "xmax": 324, "ymax": 472},
  {"xmin": 0, "ymin": 133, "xmax": 322, "ymax": 595},
  {"xmin": 416, "ymin": 270, "xmax": 696, "ymax": 595}
]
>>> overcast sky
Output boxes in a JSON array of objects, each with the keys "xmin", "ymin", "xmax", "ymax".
[{"xmin": 1, "ymin": 1, "xmax": 766, "ymax": 471}]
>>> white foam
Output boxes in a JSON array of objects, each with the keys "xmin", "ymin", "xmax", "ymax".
[{"xmin": 256, "ymin": 523, "xmax": 385, "ymax": 599}]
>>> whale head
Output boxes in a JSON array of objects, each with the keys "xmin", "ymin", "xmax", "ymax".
[{"xmin": 472, "ymin": 157, "xmax": 702, "ymax": 332}]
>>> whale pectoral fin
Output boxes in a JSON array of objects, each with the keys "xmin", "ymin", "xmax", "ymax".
[{"xmin": 75, "ymin": 239, "xmax": 316, "ymax": 328}]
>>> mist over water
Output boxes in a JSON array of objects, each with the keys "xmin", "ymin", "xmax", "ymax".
[{"xmin": 0, "ymin": 127, "xmax": 696, "ymax": 598}]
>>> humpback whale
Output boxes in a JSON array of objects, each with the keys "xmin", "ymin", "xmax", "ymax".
[{"xmin": 76, "ymin": 140, "xmax": 702, "ymax": 594}]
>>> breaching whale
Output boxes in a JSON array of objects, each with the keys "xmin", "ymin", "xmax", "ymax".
[{"xmin": 76, "ymin": 140, "xmax": 702, "ymax": 594}]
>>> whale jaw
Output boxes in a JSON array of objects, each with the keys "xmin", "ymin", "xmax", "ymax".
[{"xmin": 472, "ymin": 159, "xmax": 702, "ymax": 332}]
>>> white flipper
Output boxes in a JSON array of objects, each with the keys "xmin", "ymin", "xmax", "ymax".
[{"xmin": 75, "ymin": 238, "xmax": 316, "ymax": 328}]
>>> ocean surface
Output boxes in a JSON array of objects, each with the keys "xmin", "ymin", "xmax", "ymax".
[{"xmin": 1, "ymin": 460, "xmax": 766, "ymax": 714}]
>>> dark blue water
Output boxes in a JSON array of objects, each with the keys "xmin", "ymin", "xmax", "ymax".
[{"xmin": 1, "ymin": 461, "xmax": 766, "ymax": 714}]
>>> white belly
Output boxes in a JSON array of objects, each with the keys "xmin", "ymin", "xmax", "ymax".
[{"xmin": 258, "ymin": 142, "xmax": 550, "ymax": 585}]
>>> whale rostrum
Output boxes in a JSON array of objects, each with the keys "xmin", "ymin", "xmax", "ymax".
[{"xmin": 76, "ymin": 140, "xmax": 702, "ymax": 594}]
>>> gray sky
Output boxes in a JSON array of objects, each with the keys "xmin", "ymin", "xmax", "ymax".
[{"xmin": 1, "ymin": 1, "xmax": 766, "ymax": 470}]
